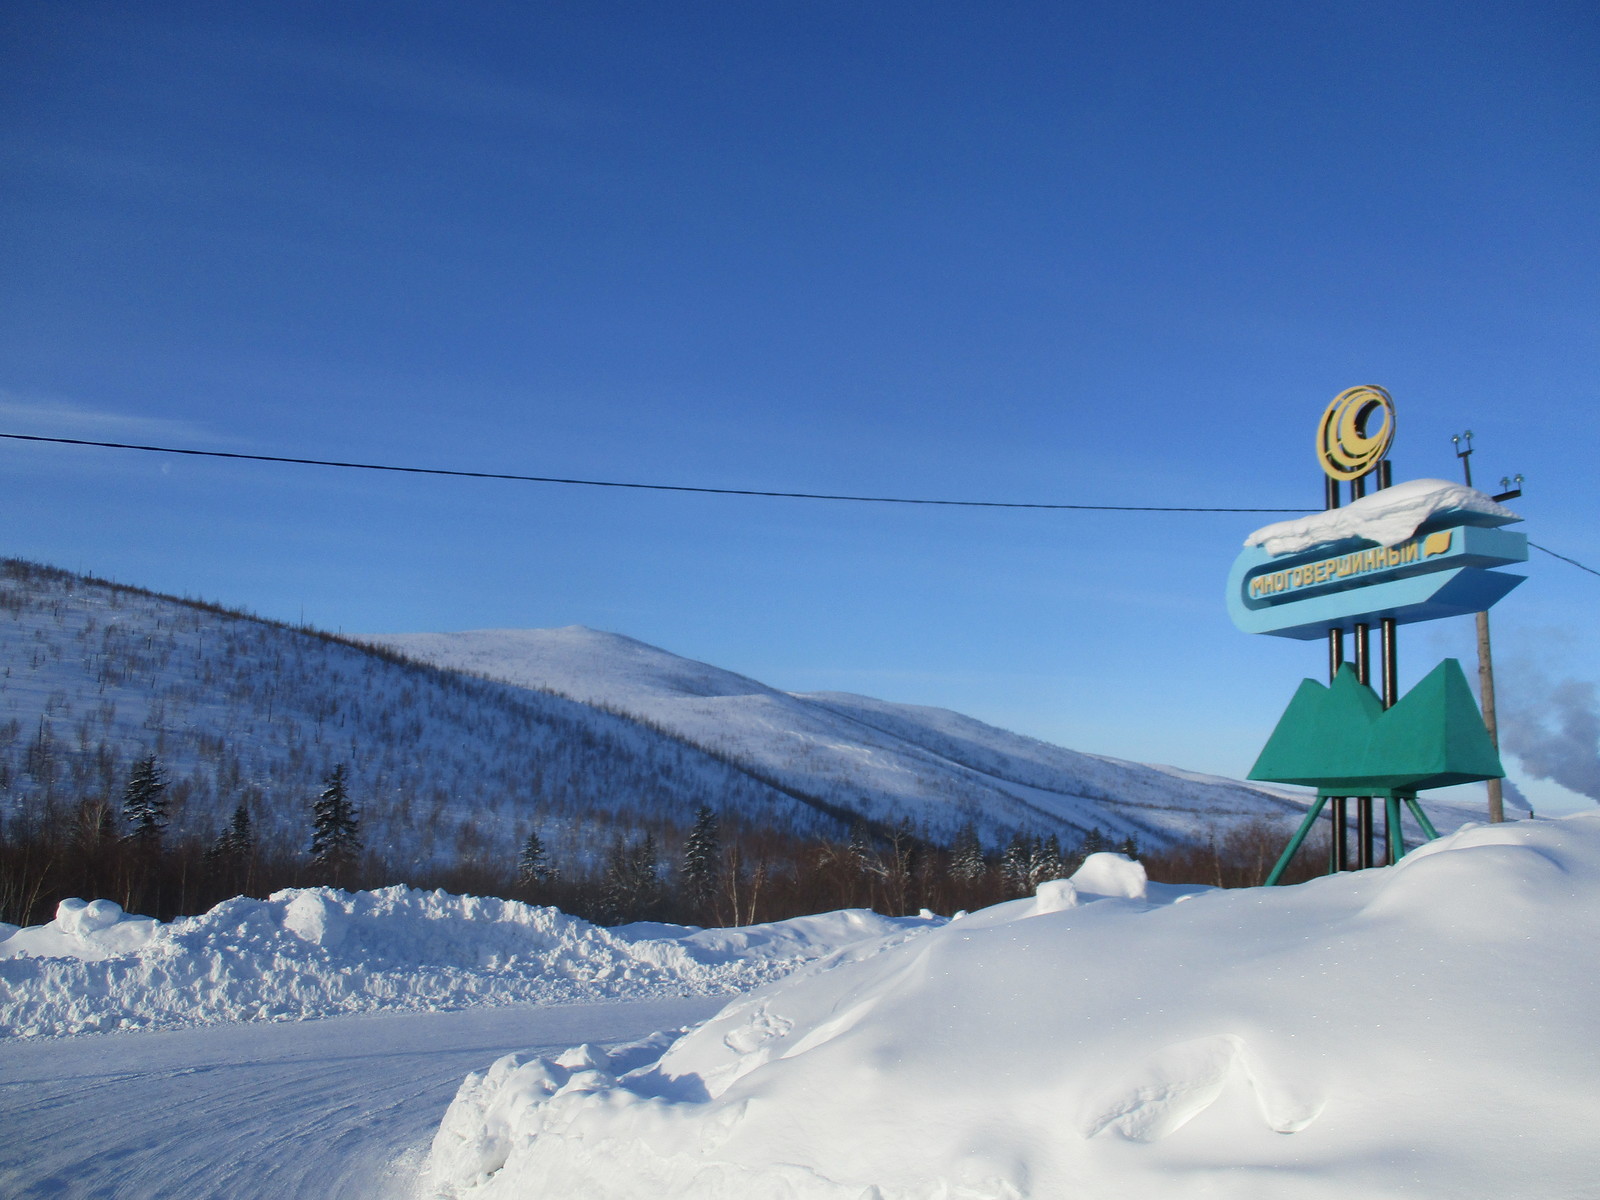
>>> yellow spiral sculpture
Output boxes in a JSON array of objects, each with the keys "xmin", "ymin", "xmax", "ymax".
[{"xmin": 1317, "ymin": 385, "xmax": 1395, "ymax": 480}]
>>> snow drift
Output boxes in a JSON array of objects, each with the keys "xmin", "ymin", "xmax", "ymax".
[
  {"xmin": 425, "ymin": 817, "xmax": 1600, "ymax": 1200},
  {"xmin": 0, "ymin": 888, "xmax": 940, "ymax": 1039}
]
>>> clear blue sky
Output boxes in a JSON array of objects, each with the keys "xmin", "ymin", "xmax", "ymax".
[{"xmin": 4, "ymin": 1, "xmax": 1596, "ymax": 812}]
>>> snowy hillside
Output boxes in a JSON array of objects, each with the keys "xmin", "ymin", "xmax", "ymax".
[
  {"xmin": 0, "ymin": 560, "xmax": 831, "ymax": 871},
  {"xmin": 2, "ymin": 559, "xmax": 1323, "ymax": 874},
  {"xmin": 425, "ymin": 813, "xmax": 1600, "ymax": 1200},
  {"xmin": 371, "ymin": 626, "xmax": 1313, "ymax": 848}
]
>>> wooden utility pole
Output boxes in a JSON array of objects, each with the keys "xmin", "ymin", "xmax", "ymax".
[
  {"xmin": 1451, "ymin": 431, "xmax": 1505, "ymax": 822},
  {"xmin": 1475, "ymin": 610, "xmax": 1503, "ymax": 823}
]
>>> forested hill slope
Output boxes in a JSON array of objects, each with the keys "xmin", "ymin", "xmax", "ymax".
[
  {"xmin": 2, "ymin": 559, "xmax": 1310, "ymax": 872},
  {"xmin": 0, "ymin": 560, "xmax": 831, "ymax": 871},
  {"xmin": 370, "ymin": 626, "xmax": 1310, "ymax": 849}
]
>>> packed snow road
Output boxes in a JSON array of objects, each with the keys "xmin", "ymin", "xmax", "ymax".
[{"xmin": 0, "ymin": 996, "xmax": 721, "ymax": 1200}]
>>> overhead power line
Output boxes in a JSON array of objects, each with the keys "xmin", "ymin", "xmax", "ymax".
[
  {"xmin": 8, "ymin": 431, "xmax": 1595, "ymax": 579},
  {"xmin": 1530, "ymin": 542, "xmax": 1600, "ymax": 578},
  {"xmin": 0, "ymin": 432, "xmax": 1309, "ymax": 513}
]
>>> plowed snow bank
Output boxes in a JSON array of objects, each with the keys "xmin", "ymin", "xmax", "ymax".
[{"xmin": 0, "ymin": 887, "xmax": 940, "ymax": 1038}]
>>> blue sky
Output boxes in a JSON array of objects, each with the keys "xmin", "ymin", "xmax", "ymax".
[{"xmin": 4, "ymin": 1, "xmax": 1597, "ymax": 812}]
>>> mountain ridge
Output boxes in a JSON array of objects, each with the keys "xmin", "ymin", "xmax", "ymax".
[{"xmin": 368, "ymin": 626, "xmax": 1312, "ymax": 848}]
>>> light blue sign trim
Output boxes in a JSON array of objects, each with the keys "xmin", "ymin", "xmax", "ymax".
[{"xmin": 1227, "ymin": 524, "xmax": 1527, "ymax": 640}]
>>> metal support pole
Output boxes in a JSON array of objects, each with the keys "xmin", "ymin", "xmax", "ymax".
[
  {"xmin": 1266, "ymin": 796, "xmax": 1328, "ymax": 886},
  {"xmin": 1385, "ymin": 796, "xmax": 1403, "ymax": 864},
  {"xmin": 1326, "ymin": 616, "xmax": 1346, "ymax": 873},
  {"xmin": 1404, "ymin": 798, "xmax": 1441, "ymax": 842},
  {"xmin": 1349, "ymin": 619, "xmax": 1372, "ymax": 866},
  {"xmin": 1380, "ymin": 618, "xmax": 1398, "ymax": 708},
  {"xmin": 1379, "ymin": 616, "xmax": 1399, "ymax": 867}
]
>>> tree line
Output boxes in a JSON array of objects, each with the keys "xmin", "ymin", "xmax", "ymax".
[{"xmin": 0, "ymin": 752, "xmax": 1324, "ymax": 929}]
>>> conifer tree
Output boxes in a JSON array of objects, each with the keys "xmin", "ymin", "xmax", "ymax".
[
  {"xmin": 681, "ymin": 806, "xmax": 721, "ymax": 918},
  {"xmin": 1080, "ymin": 826, "xmax": 1107, "ymax": 857},
  {"xmin": 207, "ymin": 800, "xmax": 255, "ymax": 864},
  {"xmin": 1000, "ymin": 831, "xmax": 1033, "ymax": 896},
  {"xmin": 1029, "ymin": 833, "xmax": 1065, "ymax": 886},
  {"xmin": 600, "ymin": 832, "xmax": 663, "ymax": 923},
  {"xmin": 1119, "ymin": 833, "xmax": 1139, "ymax": 859},
  {"xmin": 517, "ymin": 829, "xmax": 557, "ymax": 886},
  {"xmin": 309, "ymin": 764, "xmax": 361, "ymax": 877},
  {"xmin": 847, "ymin": 819, "xmax": 873, "ymax": 876},
  {"xmin": 950, "ymin": 824, "xmax": 987, "ymax": 884},
  {"xmin": 121, "ymin": 755, "xmax": 169, "ymax": 845}
]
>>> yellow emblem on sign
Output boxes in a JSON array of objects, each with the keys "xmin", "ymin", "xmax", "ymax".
[
  {"xmin": 1422, "ymin": 530, "xmax": 1453, "ymax": 557},
  {"xmin": 1317, "ymin": 385, "xmax": 1395, "ymax": 480}
]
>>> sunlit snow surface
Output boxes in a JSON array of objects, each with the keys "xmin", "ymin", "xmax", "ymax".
[{"xmin": 426, "ymin": 818, "xmax": 1600, "ymax": 1200}]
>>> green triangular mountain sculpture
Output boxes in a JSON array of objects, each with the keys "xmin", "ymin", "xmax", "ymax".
[{"xmin": 1248, "ymin": 659, "xmax": 1504, "ymax": 796}]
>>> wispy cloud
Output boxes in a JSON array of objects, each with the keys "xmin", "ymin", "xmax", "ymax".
[{"xmin": 0, "ymin": 391, "xmax": 228, "ymax": 447}]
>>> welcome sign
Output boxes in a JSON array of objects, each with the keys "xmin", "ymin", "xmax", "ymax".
[
  {"xmin": 1227, "ymin": 520, "xmax": 1527, "ymax": 640},
  {"xmin": 1234, "ymin": 386, "xmax": 1525, "ymax": 883}
]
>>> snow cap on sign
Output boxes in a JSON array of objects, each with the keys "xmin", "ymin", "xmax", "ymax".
[{"xmin": 1245, "ymin": 478, "xmax": 1520, "ymax": 557}]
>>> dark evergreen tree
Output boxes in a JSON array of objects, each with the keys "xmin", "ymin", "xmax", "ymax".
[
  {"xmin": 517, "ymin": 828, "xmax": 557, "ymax": 886},
  {"xmin": 1119, "ymin": 833, "xmax": 1139, "ymax": 859},
  {"xmin": 1080, "ymin": 826, "xmax": 1107, "ymax": 857},
  {"xmin": 1000, "ymin": 831, "xmax": 1033, "ymax": 896},
  {"xmin": 847, "ymin": 819, "xmax": 872, "ymax": 877},
  {"xmin": 207, "ymin": 800, "xmax": 255, "ymax": 865},
  {"xmin": 950, "ymin": 823, "xmax": 987, "ymax": 884},
  {"xmin": 1029, "ymin": 833, "xmax": 1065, "ymax": 886},
  {"xmin": 309, "ymin": 764, "xmax": 361, "ymax": 876},
  {"xmin": 599, "ymin": 832, "xmax": 663, "ymax": 923},
  {"xmin": 681, "ymin": 806, "xmax": 721, "ymax": 918},
  {"xmin": 120, "ymin": 755, "xmax": 169, "ymax": 845}
]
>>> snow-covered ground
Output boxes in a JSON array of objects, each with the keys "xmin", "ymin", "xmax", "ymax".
[
  {"xmin": 7, "ymin": 816, "xmax": 1593, "ymax": 1198},
  {"xmin": 426, "ymin": 815, "xmax": 1600, "ymax": 1200},
  {"xmin": 0, "ymin": 887, "xmax": 939, "ymax": 1038}
]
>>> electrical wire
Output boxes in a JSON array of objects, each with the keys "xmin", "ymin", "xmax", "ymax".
[
  {"xmin": 0, "ymin": 432, "xmax": 1310, "ymax": 513},
  {"xmin": 1530, "ymin": 542, "xmax": 1600, "ymax": 578},
  {"xmin": 8, "ymin": 431, "xmax": 1595, "ymax": 578}
]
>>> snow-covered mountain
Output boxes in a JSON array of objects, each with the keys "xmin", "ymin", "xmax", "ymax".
[
  {"xmin": 0, "ymin": 561, "xmax": 821, "ymax": 870},
  {"xmin": 1, "ymin": 557, "xmax": 1311, "ymax": 865},
  {"xmin": 368, "ymin": 626, "xmax": 1309, "ymax": 848}
]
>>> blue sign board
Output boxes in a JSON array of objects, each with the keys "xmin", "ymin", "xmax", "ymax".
[{"xmin": 1227, "ymin": 519, "xmax": 1526, "ymax": 640}]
